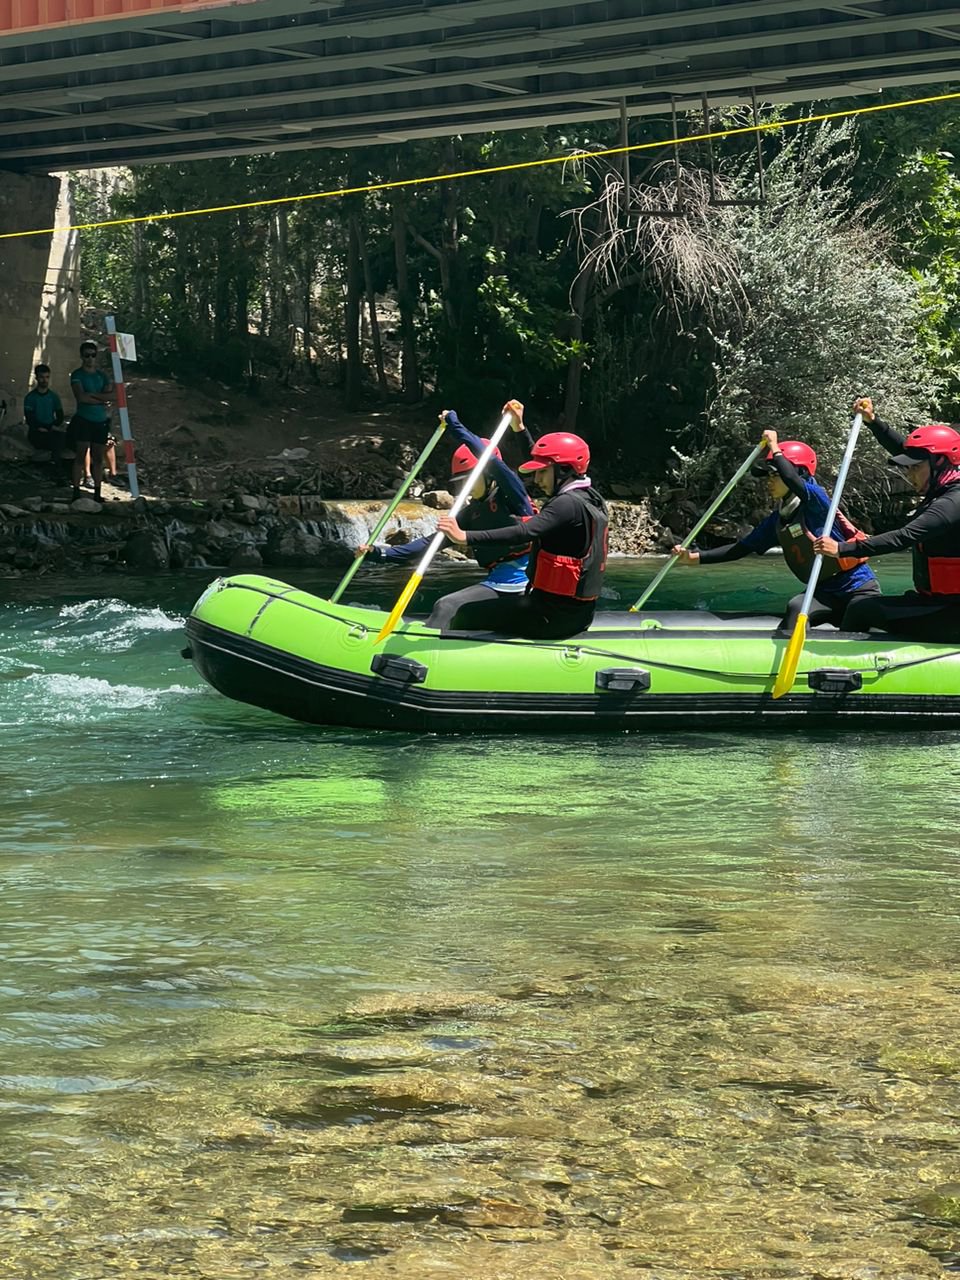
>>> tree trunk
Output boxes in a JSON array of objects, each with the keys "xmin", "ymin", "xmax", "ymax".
[
  {"xmin": 132, "ymin": 221, "xmax": 148, "ymax": 328},
  {"xmin": 391, "ymin": 200, "xmax": 422, "ymax": 402},
  {"xmin": 213, "ymin": 225, "xmax": 232, "ymax": 348},
  {"xmin": 354, "ymin": 211, "xmax": 387, "ymax": 400},
  {"xmin": 302, "ymin": 253, "xmax": 316, "ymax": 381},
  {"xmin": 235, "ymin": 210, "xmax": 251, "ymax": 377},
  {"xmin": 439, "ymin": 143, "xmax": 462, "ymax": 372},
  {"xmin": 562, "ymin": 265, "xmax": 595, "ymax": 431},
  {"xmin": 172, "ymin": 232, "xmax": 190, "ymax": 350},
  {"xmin": 267, "ymin": 208, "xmax": 291, "ymax": 344},
  {"xmin": 524, "ymin": 200, "xmax": 542, "ymax": 257},
  {"xmin": 344, "ymin": 215, "xmax": 364, "ymax": 410}
]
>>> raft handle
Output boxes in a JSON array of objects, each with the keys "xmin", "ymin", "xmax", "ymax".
[
  {"xmin": 370, "ymin": 654, "xmax": 429, "ymax": 686},
  {"xmin": 807, "ymin": 668, "xmax": 862, "ymax": 695},
  {"xmin": 596, "ymin": 667, "xmax": 651, "ymax": 694}
]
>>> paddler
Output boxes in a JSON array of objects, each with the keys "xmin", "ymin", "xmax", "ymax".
[
  {"xmin": 672, "ymin": 428, "xmax": 880, "ymax": 629},
  {"xmin": 813, "ymin": 397, "xmax": 960, "ymax": 640},
  {"xmin": 359, "ymin": 401, "xmax": 535, "ymax": 630},
  {"xmin": 437, "ymin": 431, "xmax": 609, "ymax": 639}
]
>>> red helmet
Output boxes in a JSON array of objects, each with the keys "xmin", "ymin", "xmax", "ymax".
[
  {"xmin": 779, "ymin": 440, "xmax": 817, "ymax": 475},
  {"xmin": 450, "ymin": 439, "xmax": 500, "ymax": 481},
  {"xmin": 519, "ymin": 432, "xmax": 590, "ymax": 476},
  {"xmin": 892, "ymin": 423, "xmax": 960, "ymax": 467},
  {"xmin": 752, "ymin": 439, "xmax": 817, "ymax": 477}
]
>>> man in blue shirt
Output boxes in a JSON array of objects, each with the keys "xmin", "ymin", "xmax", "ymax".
[
  {"xmin": 673, "ymin": 429, "xmax": 881, "ymax": 629},
  {"xmin": 24, "ymin": 364, "xmax": 66, "ymax": 469},
  {"xmin": 69, "ymin": 340, "xmax": 114, "ymax": 503}
]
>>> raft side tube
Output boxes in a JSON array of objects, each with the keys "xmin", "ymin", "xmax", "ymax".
[{"xmin": 185, "ymin": 575, "xmax": 960, "ymax": 733}]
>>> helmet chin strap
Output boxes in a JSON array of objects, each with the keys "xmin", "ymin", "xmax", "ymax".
[{"xmin": 925, "ymin": 455, "xmax": 943, "ymax": 495}]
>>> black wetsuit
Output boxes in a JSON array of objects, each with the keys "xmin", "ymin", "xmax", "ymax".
[
  {"xmin": 455, "ymin": 486, "xmax": 607, "ymax": 639},
  {"xmin": 833, "ymin": 417, "xmax": 960, "ymax": 641}
]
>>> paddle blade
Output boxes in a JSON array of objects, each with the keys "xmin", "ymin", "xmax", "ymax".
[
  {"xmin": 772, "ymin": 614, "xmax": 808, "ymax": 700},
  {"xmin": 375, "ymin": 572, "xmax": 422, "ymax": 643}
]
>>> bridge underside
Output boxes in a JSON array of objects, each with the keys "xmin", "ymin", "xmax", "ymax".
[{"xmin": 0, "ymin": 0, "xmax": 958, "ymax": 173}]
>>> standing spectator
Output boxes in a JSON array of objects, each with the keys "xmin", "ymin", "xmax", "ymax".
[
  {"xmin": 24, "ymin": 364, "xmax": 66, "ymax": 473},
  {"xmin": 69, "ymin": 340, "xmax": 113, "ymax": 503}
]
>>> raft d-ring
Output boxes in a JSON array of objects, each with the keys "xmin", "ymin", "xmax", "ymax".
[
  {"xmin": 194, "ymin": 577, "xmax": 225, "ymax": 609},
  {"xmin": 559, "ymin": 646, "xmax": 584, "ymax": 668},
  {"xmin": 873, "ymin": 653, "xmax": 892, "ymax": 671},
  {"xmin": 341, "ymin": 623, "xmax": 369, "ymax": 648}
]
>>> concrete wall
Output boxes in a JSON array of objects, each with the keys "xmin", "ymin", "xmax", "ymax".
[{"xmin": 0, "ymin": 171, "xmax": 80, "ymax": 427}]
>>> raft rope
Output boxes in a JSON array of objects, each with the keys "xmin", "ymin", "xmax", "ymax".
[
  {"xmin": 220, "ymin": 583, "xmax": 960, "ymax": 685},
  {"xmin": 2, "ymin": 87, "xmax": 959, "ymax": 241}
]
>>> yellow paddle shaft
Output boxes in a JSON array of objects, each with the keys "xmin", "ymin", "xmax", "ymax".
[
  {"xmin": 771, "ymin": 613, "xmax": 808, "ymax": 699},
  {"xmin": 375, "ymin": 572, "xmax": 423, "ymax": 644}
]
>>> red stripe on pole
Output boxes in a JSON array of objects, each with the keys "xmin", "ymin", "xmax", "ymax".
[
  {"xmin": 108, "ymin": 333, "xmax": 118, "ymax": 353},
  {"xmin": 115, "ymin": 384, "xmax": 127, "ymax": 408},
  {"xmin": 123, "ymin": 440, "xmax": 136, "ymax": 464},
  {"xmin": 1, "ymin": 0, "xmax": 240, "ymax": 39}
]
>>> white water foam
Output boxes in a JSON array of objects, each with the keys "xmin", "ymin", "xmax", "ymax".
[
  {"xmin": 35, "ymin": 599, "xmax": 185, "ymax": 655},
  {"xmin": 16, "ymin": 673, "xmax": 201, "ymax": 724}
]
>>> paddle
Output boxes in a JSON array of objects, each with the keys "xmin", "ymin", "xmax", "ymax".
[
  {"xmin": 329, "ymin": 419, "xmax": 447, "ymax": 604},
  {"xmin": 374, "ymin": 411, "xmax": 515, "ymax": 643},
  {"xmin": 629, "ymin": 440, "xmax": 766, "ymax": 612},
  {"xmin": 771, "ymin": 412, "xmax": 863, "ymax": 700}
]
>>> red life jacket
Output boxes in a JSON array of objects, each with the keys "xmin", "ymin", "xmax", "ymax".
[
  {"xmin": 924, "ymin": 557, "xmax": 960, "ymax": 593},
  {"xmin": 529, "ymin": 488, "xmax": 609, "ymax": 601},
  {"xmin": 911, "ymin": 474, "xmax": 960, "ymax": 596},
  {"xmin": 776, "ymin": 505, "xmax": 868, "ymax": 584}
]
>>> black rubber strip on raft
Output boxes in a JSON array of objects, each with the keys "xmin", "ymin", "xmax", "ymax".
[{"xmin": 184, "ymin": 618, "xmax": 960, "ymax": 734}]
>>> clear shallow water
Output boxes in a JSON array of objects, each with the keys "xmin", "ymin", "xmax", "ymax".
[{"xmin": 2, "ymin": 556, "xmax": 960, "ymax": 1279}]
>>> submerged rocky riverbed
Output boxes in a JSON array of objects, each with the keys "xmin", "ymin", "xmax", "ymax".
[
  {"xmin": 1, "ymin": 563, "xmax": 957, "ymax": 1279},
  {"xmin": 4, "ymin": 866, "xmax": 960, "ymax": 1279}
]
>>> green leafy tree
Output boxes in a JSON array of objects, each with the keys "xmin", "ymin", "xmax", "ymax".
[{"xmin": 702, "ymin": 121, "xmax": 941, "ymax": 516}]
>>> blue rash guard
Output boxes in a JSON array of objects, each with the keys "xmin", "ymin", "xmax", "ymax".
[
  {"xmin": 24, "ymin": 388, "xmax": 64, "ymax": 428},
  {"xmin": 70, "ymin": 367, "xmax": 111, "ymax": 424},
  {"xmin": 702, "ymin": 473, "xmax": 877, "ymax": 597},
  {"xmin": 371, "ymin": 412, "xmax": 535, "ymax": 591}
]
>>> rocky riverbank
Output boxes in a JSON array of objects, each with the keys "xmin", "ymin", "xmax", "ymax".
[
  {"xmin": 0, "ymin": 380, "xmax": 687, "ymax": 577},
  {"xmin": 0, "ymin": 484, "xmax": 674, "ymax": 579}
]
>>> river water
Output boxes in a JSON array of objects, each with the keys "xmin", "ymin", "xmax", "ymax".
[{"xmin": 3, "ymin": 556, "xmax": 960, "ymax": 1280}]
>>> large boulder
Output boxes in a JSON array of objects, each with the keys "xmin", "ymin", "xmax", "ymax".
[
  {"xmin": 228, "ymin": 544, "xmax": 264, "ymax": 570},
  {"xmin": 264, "ymin": 525, "xmax": 349, "ymax": 567},
  {"xmin": 168, "ymin": 539, "xmax": 195, "ymax": 570},
  {"xmin": 123, "ymin": 531, "xmax": 170, "ymax": 570},
  {"xmin": 0, "ymin": 427, "xmax": 33, "ymax": 462},
  {"xmin": 264, "ymin": 525, "xmax": 325, "ymax": 566},
  {"xmin": 422, "ymin": 489, "xmax": 455, "ymax": 510}
]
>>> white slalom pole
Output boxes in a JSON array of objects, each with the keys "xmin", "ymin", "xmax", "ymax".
[{"xmin": 104, "ymin": 314, "xmax": 140, "ymax": 499}]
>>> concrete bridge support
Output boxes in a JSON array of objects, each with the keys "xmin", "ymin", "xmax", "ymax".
[{"xmin": 0, "ymin": 171, "xmax": 80, "ymax": 428}]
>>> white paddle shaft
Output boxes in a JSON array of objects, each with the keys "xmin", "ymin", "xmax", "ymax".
[{"xmin": 795, "ymin": 413, "xmax": 863, "ymax": 617}]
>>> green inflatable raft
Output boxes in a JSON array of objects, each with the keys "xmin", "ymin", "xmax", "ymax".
[{"xmin": 184, "ymin": 573, "xmax": 960, "ymax": 732}]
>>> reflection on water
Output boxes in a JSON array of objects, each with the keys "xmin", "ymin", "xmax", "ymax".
[{"xmin": 1, "ymin": 560, "xmax": 959, "ymax": 1278}]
